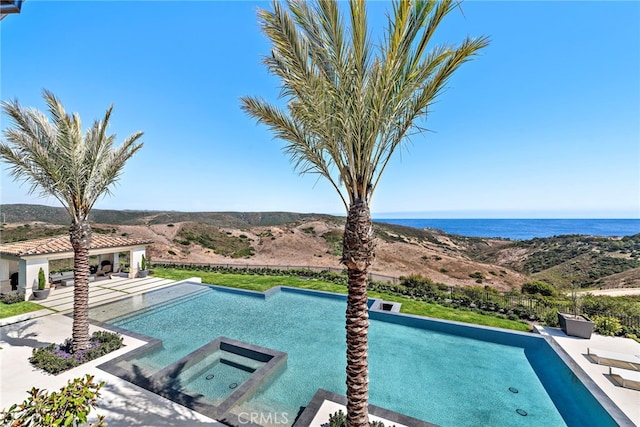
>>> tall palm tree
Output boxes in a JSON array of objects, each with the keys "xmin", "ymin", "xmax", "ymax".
[
  {"xmin": 0, "ymin": 90, "xmax": 143, "ymax": 352},
  {"xmin": 242, "ymin": 0, "xmax": 488, "ymax": 425}
]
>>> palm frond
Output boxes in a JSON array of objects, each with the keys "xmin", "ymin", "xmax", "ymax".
[
  {"xmin": 0, "ymin": 90, "xmax": 144, "ymax": 222},
  {"xmin": 244, "ymin": 0, "xmax": 488, "ymax": 209}
]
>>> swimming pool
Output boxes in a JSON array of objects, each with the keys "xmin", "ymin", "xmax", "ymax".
[{"xmin": 91, "ymin": 282, "xmax": 616, "ymax": 427}]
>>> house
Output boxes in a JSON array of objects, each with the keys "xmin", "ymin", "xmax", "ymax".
[{"xmin": 0, "ymin": 234, "xmax": 153, "ymax": 300}]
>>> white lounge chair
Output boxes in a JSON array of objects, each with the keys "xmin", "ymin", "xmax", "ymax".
[
  {"xmin": 609, "ymin": 367, "xmax": 640, "ymax": 390},
  {"xmin": 587, "ymin": 348, "xmax": 640, "ymax": 371}
]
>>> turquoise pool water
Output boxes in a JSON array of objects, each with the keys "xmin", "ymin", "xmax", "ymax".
[
  {"xmin": 91, "ymin": 282, "xmax": 615, "ymax": 427},
  {"xmin": 174, "ymin": 348, "xmax": 262, "ymax": 405}
]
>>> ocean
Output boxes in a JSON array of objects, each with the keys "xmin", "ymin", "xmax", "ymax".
[{"xmin": 373, "ymin": 218, "xmax": 640, "ymax": 240}]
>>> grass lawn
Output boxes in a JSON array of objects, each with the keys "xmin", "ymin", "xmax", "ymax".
[
  {"xmin": 0, "ymin": 301, "xmax": 47, "ymax": 319},
  {"xmin": 154, "ymin": 267, "xmax": 531, "ymax": 332}
]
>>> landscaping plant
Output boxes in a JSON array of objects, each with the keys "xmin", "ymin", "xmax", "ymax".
[
  {"xmin": 0, "ymin": 374, "xmax": 106, "ymax": 427},
  {"xmin": 242, "ymin": 1, "xmax": 487, "ymax": 424},
  {"xmin": 593, "ymin": 316, "xmax": 623, "ymax": 336},
  {"xmin": 37, "ymin": 268, "xmax": 46, "ymax": 291},
  {"xmin": 0, "ymin": 90, "xmax": 143, "ymax": 352},
  {"xmin": 30, "ymin": 331, "xmax": 123, "ymax": 375}
]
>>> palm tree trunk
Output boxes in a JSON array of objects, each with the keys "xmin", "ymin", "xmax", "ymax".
[
  {"xmin": 70, "ymin": 220, "xmax": 92, "ymax": 352},
  {"xmin": 342, "ymin": 200, "xmax": 375, "ymax": 427}
]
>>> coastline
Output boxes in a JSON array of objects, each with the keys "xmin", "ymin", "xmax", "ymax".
[{"xmin": 373, "ymin": 218, "xmax": 640, "ymax": 240}]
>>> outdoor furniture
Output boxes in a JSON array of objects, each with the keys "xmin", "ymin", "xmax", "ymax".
[
  {"xmin": 609, "ymin": 367, "xmax": 640, "ymax": 390},
  {"xmin": 587, "ymin": 348, "xmax": 640, "ymax": 371},
  {"xmin": 96, "ymin": 261, "xmax": 113, "ymax": 277},
  {"xmin": 50, "ymin": 271, "xmax": 74, "ymax": 285},
  {"xmin": 61, "ymin": 276, "xmax": 96, "ymax": 287}
]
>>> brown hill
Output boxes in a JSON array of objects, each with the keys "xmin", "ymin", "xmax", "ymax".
[
  {"xmin": 2, "ymin": 204, "xmax": 638, "ymax": 292},
  {"xmin": 94, "ymin": 219, "xmax": 527, "ymax": 292}
]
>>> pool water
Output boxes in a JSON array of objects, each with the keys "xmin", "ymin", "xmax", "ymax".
[
  {"xmin": 175, "ymin": 348, "xmax": 261, "ymax": 405},
  {"xmin": 91, "ymin": 282, "xmax": 616, "ymax": 427}
]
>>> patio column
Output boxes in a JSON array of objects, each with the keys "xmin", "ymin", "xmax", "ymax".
[
  {"xmin": 130, "ymin": 247, "xmax": 146, "ymax": 278},
  {"xmin": 0, "ymin": 258, "xmax": 15, "ymax": 294},
  {"xmin": 113, "ymin": 252, "xmax": 120, "ymax": 272},
  {"xmin": 19, "ymin": 257, "xmax": 49, "ymax": 301}
]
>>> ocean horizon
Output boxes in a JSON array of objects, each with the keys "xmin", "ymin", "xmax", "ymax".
[{"xmin": 373, "ymin": 218, "xmax": 640, "ymax": 240}]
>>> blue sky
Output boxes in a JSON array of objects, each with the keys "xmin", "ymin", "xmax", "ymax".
[{"xmin": 1, "ymin": 1, "xmax": 638, "ymax": 218}]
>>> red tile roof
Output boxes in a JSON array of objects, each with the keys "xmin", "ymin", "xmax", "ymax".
[{"xmin": 0, "ymin": 234, "xmax": 153, "ymax": 257}]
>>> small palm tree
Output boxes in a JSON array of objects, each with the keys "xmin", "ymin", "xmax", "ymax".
[
  {"xmin": 1, "ymin": 90, "xmax": 143, "ymax": 352},
  {"xmin": 242, "ymin": 1, "xmax": 488, "ymax": 425}
]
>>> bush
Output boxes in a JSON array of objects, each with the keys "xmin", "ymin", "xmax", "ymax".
[
  {"xmin": 30, "ymin": 331, "xmax": 123, "ymax": 375},
  {"xmin": 625, "ymin": 333, "xmax": 640, "ymax": 343},
  {"xmin": 1, "ymin": 293, "xmax": 24, "ymax": 304},
  {"xmin": 323, "ymin": 410, "xmax": 392, "ymax": 427},
  {"xmin": 0, "ymin": 374, "xmax": 105, "ymax": 426},
  {"xmin": 469, "ymin": 272, "xmax": 484, "ymax": 281},
  {"xmin": 593, "ymin": 316, "xmax": 623, "ymax": 336},
  {"xmin": 521, "ymin": 280, "xmax": 555, "ymax": 297},
  {"xmin": 542, "ymin": 309, "xmax": 559, "ymax": 327},
  {"xmin": 38, "ymin": 267, "xmax": 46, "ymax": 290}
]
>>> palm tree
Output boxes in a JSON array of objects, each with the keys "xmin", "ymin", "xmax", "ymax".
[
  {"xmin": 0, "ymin": 90, "xmax": 143, "ymax": 352},
  {"xmin": 242, "ymin": 0, "xmax": 488, "ymax": 425}
]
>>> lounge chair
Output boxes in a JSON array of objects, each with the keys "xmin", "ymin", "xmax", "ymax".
[
  {"xmin": 587, "ymin": 348, "xmax": 640, "ymax": 371},
  {"xmin": 96, "ymin": 262, "xmax": 113, "ymax": 277},
  {"xmin": 609, "ymin": 367, "xmax": 640, "ymax": 390}
]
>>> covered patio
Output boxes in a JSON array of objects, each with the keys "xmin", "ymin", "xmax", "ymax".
[{"xmin": 0, "ymin": 234, "xmax": 153, "ymax": 300}]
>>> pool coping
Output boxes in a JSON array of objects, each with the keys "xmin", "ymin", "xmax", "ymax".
[{"xmin": 86, "ymin": 281, "xmax": 632, "ymax": 426}]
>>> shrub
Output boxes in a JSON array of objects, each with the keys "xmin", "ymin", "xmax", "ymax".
[
  {"xmin": 0, "ymin": 375, "xmax": 106, "ymax": 426},
  {"xmin": 30, "ymin": 331, "xmax": 123, "ymax": 374},
  {"xmin": 1, "ymin": 293, "xmax": 24, "ymax": 304},
  {"xmin": 593, "ymin": 316, "xmax": 623, "ymax": 336},
  {"xmin": 469, "ymin": 271, "xmax": 484, "ymax": 281},
  {"xmin": 324, "ymin": 410, "xmax": 392, "ymax": 427},
  {"xmin": 521, "ymin": 280, "xmax": 555, "ymax": 297},
  {"xmin": 542, "ymin": 309, "xmax": 559, "ymax": 327},
  {"xmin": 625, "ymin": 333, "xmax": 640, "ymax": 343},
  {"xmin": 38, "ymin": 268, "xmax": 46, "ymax": 290}
]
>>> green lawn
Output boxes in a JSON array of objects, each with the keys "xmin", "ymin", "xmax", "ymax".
[
  {"xmin": 154, "ymin": 267, "xmax": 531, "ymax": 332},
  {"xmin": 0, "ymin": 301, "xmax": 47, "ymax": 319}
]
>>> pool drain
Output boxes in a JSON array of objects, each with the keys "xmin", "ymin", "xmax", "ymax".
[
  {"xmin": 229, "ymin": 382, "xmax": 238, "ymax": 389},
  {"xmin": 205, "ymin": 374, "xmax": 214, "ymax": 380},
  {"xmin": 508, "ymin": 387, "xmax": 519, "ymax": 393},
  {"xmin": 516, "ymin": 409, "xmax": 527, "ymax": 416}
]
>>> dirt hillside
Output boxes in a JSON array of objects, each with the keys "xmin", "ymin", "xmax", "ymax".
[{"xmin": 109, "ymin": 220, "xmax": 528, "ymax": 292}]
